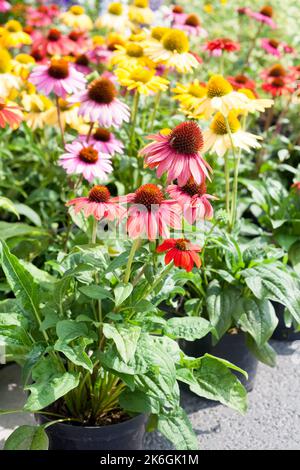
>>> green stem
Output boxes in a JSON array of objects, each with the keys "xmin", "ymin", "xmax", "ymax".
[
  {"xmin": 243, "ymin": 22, "xmax": 263, "ymax": 70},
  {"xmin": 124, "ymin": 238, "xmax": 140, "ymax": 283},
  {"xmin": 223, "ymin": 151, "xmax": 231, "ymax": 219},
  {"xmin": 129, "ymin": 91, "xmax": 140, "ymax": 151},
  {"xmin": 91, "ymin": 218, "xmax": 98, "ymax": 244},
  {"xmin": 142, "ymin": 262, "xmax": 174, "ymax": 299},
  {"xmin": 55, "ymin": 96, "xmax": 65, "ymax": 148},
  {"xmin": 149, "ymin": 92, "xmax": 161, "ymax": 132},
  {"xmin": 230, "ymin": 148, "xmax": 242, "ymax": 229}
]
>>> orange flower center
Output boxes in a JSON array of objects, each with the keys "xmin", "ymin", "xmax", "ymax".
[
  {"xmin": 48, "ymin": 59, "xmax": 69, "ymax": 79},
  {"xmin": 47, "ymin": 29, "xmax": 61, "ymax": 41},
  {"xmin": 69, "ymin": 31, "xmax": 82, "ymax": 41},
  {"xmin": 181, "ymin": 178, "xmax": 206, "ymax": 197},
  {"xmin": 234, "ymin": 74, "xmax": 248, "ymax": 84},
  {"xmin": 173, "ymin": 5, "xmax": 184, "ymax": 13},
  {"xmin": 88, "ymin": 78, "xmax": 117, "ymax": 104},
  {"xmin": 0, "ymin": 103, "xmax": 5, "ymax": 111},
  {"xmin": 260, "ymin": 5, "xmax": 273, "ymax": 17},
  {"xmin": 271, "ymin": 77, "xmax": 285, "ymax": 88},
  {"xmin": 75, "ymin": 54, "xmax": 89, "ymax": 66},
  {"xmin": 268, "ymin": 39, "xmax": 279, "ymax": 48},
  {"xmin": 185, "ymin": 14, "xmax": 200, "ymax": 27},
  {"xmin": 269, "ymin": 64, "xmax": 286, "ymax": 77},
  {"xmin": 175, "ymin": 239, "xmax": 189, "ymax": 251},
  {"xmin": 79, "ymin": 146, "xmax": 99, "ymax": 164},
  {"xmin": 169, "ymin": 121, "xmax": 204, "ymax": 155},
  {"xmin": 93, "ymin": 128, "xmax": 111, "ymax": 142},
  {"xmin": 134, "ymin": 184, "xmax": 163, "ymax": 210},
  {"xmin": 88, "ymin": 185, "xmax": 110, "ymax": 202}
]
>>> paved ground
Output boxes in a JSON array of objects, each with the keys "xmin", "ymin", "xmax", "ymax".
[{"xmin": 1, "ymin": 340, "xmax": 300, "ymax": 450}]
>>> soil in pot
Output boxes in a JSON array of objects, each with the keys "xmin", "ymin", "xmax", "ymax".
[
  {"xmin": 271, "ymin": 302, "xmax": 300, "ymax": 341},
  {"xmin": 36, "ymin": 413, "xmax": 148, "ymax": 450},
  {"xmin": 181, "ymin": 330, "xmax": 258, "ymax": 392}
]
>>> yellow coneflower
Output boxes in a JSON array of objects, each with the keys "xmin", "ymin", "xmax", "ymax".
[
  {"xmin": 96, "ymin": 3, "xmax": 129, "ymax": 32},
  {"xmin": 143, "ymin": 29, "xmax": 198, "ymax": 73},
  {"xmin": 129, "ymin": 0, "xmax": 154, "ymax": 26},
  {"xmin": 203, "ymin": 111, "xmax": 262, "ymax": 157},
  {"xmin": 115, "ymin": 65, "xmax": 169, "ymax": 95},
  {"xmin": 106, "ymin": 33, "xmax": 126, "ymax": 51},
  {"xmin": 238, "ymin": 88, "xmax": 274, "ymax": 114},
  {"xmin": 4, "ymin": 20, "xmax": 32, "ymax": 48},
  {"xmin": 0, "ymin": 28, "xmax": 10, "ymax": 48},
  {"xmin": 111, "ymin": 42, "xmax": 153, "ymax": 68},
  {"xmin": 0, "ymin": 48, "xmax": 21, "ymax": 98},
  {"xmin": 21, "ymin": 92, "xmax": 53, "ymax": 131},
  {"xmin": 12, "ymin": 54, "xmax": 35, "ymax": 80},
  {"xmin": 60, "ymin": 5, "xmax": 93, "ymax": 31},
  {"xmin": 172, "ymin": 80, "xmax": 207, "ymax": 111},
  {"xmin": 150, "ymin": 26, "xmax": 171, "ymax": 42}
]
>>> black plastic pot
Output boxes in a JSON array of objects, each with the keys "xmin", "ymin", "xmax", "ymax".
[
  {"xmin": 36, "ymin": 413, "xmax": 147, "ymax": 450},
  {"xmin": 181, "ymin": 331, "xmax": 258, "ymax": 392},
  {"xmin": 271, "ymin": 302, "xmax": 300, "ymax": 342}
]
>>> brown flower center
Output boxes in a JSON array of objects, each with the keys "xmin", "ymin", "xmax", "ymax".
[
  {"xmin": 175, "ymin": 239, "xmax": 189, "ymax": 251},
  {"xmin": 69, "ymin": 31, "xmax": 82, "ymax": 42},
  {"xmin": 181, "ymin": 178, "xmax": 206, "ymax": 197},
  {"xmin": 260, "ymin": 5, "xmax": 273, "ymax": 17},
  {"xmin": 88, "ymin": 185, "xmax": 110, "ymax": 202},
  {"xmin": 79, "ymin": 146, "xmax": 99, "ymax": 164},
  {"xmin": 169, "ymin": 121, "xmax": 204, "ymax": 155},
  {"xmin": 269, "ymin": 64, "xmax": 286, "ymax": 77},
  {"xmin": 185, "ymin": 14, "xmax": 200, "ymax": 27},
  {"xmin": 271, "ymin": 77, "xmax": 285, "ymax": 88},
  {"xmin": 268, "ymin": 39, "xmax": 279, "ymax": 48},
  {"xmin": 234, "ymin": 74, "xmax": 248, "ymax": 84},
  {"xmin": 31, "ymin": 49, "xmax": 44, "ymax": 62},
  {"xmin": 125, "ymin": 44, "xmax": 144, "ymax": 58},
  {"xmin": 173, "ymin": 5, "xmax": 184, "ymax": 14},
  {"xmin": 75, "ymin": 54, "xmax": 89, "ymax": 66},
  {"xmin": 47, "ymin": 29, "xmax": 62, "ymax": 41},
  {"xmin": 48, "ymin": 59, "xmax": 69, "ymax": 79},
  {"xmin": 88, "ymin": 78, "xmax": 117, "ymax": 104},
  {"xmin": 93, "ymin": 128, "xmax": 111, "ymax": 142},
  {"xmin": 134, "ymin": 184, "xmax": 163, "ymax": 210}
]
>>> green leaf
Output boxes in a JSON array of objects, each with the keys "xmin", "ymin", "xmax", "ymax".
[
  {"xmin": 164, "ymin": 316, "xmax": 212, "ymax": 341},
  {"xmin": 102, "ymin": 323, "xmax": 141, "ymax": 363},
  {"xmin": 235, "ymin": 298, "xmax": 278, "ymax": 347},
  {"xmin": 24, "ymin": 356, "xmax": 80, "ymax": 411},
  {"xmin": 246, "ymin": 335, "xmax": 276, "ymax": 367},
  {"xmin": 157, "ymin": 409, "xmax": 198, "ymax": 450},
  {"xmin": 0, "ymin": 241, "xmax": 42, "ymax": 326},
  {"xmin": 206, "ymin": 281, "xmax": 239, "ymax": 340},
  {"xmin": 54, "ymin": 337, "xmax": 93, "ymax": 372},
  {"xmin": 178, "ymin": 355, "xmax": 247, "ymax": 414},
  {"xmin": 14, "ymin": 203, "xmax": 42, "ymax": 227},
  {"xmin": 79, "ymin": 284, "xmax": 113, "ymax": 301},
  {"xmin": 0, "ymin": 221, "xmax": 47, "ymax": 240},
  {"xmin": 119, "ymin": 390, "xmax": 160, "ymax": 414},
  {"xmin": 289, "ymin": 242, "xmax": 300, "ymax": 275},
  {"xmin": 4, "ymin": 426, "xmax": 49, "ymax": 450},
  {"xmin": 241, "ymin": 264, "xmax": 300, "ymax": 324},
  {"xmin": 114, "ymin": 282, "xmax": 133, "ymax": 306},
  {"xmin": 0, "ymin": 197, "xmax": 19, "ymax": 219}
]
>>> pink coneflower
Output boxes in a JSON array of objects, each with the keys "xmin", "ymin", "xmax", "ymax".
[
  {"xmin": 39, "ymin": 29, "xmax": 72, "ymax": 56},
  {"xmin": 66, "ymin": 185, "xmax": 125, "ymax": 221},
  {"xmin": 289, "ymin": 64, "xmax": 300, "ymax": 80},
  {"xmin": 262, "ymin": 77, "xmax": 294, "ymax": 97},
  {"xmin": 157, "ymin": 238, "xmax": 201, "ymax": 272},
  {"xmin": 29, "ymin": 59, "xmax": 86, "ymax": 99},
  {"xmin": 58, "ymin": 141, "xmax": 113, "ymax": 183},
  {"xmin": 203, "ymin": 38, "xmax": 240, "ymax": 57},
  {"xmin": 70, "ymin": 77, "xmax": 130, "ymax": 128},
  {"xmin": 248, "ymin": 5, "xmax": 277, "ymax": 29},
  {"xmin": 178, "ymin": 14, "xmax": 208, "ymax": 38},
  {"xmin": 165, "ymin": 5, "xmax": 186, "ymax": 25},
  {"xmin": 87, "ymin": 45, "xmax": 112, "ymax": 66},
  {"xmin": 0, "ymin": 101, "xmax": 23, "ymax": 129},
  {"xmin": 167, "ymin": 178, "xmax": 215, "ymax": 224},
  {"xmin": 282, "ymin": 43, "xmax": 295, "ymax": 55},
  {"xmin": 261, "ymin": 38, "xmax": 281, "ymax": 57},
  {"xmin": 30, "ymin": 46, "xmax": 47, "ymax": 64},
  {"xmin": 68, "ymin": 31, "xmax": 92, "ymax": 56},
  {"xmin": 227, "ymin": 74, "xmax": 256, "ymax": 92},
  {"xmin": 79, "ymin": 128, "xmax": 124, "ymax": 156},
  {"xmin": 26, "ymin": 5, "xmax": 58, "ymax": 27},
  {"xmin": 0, "ymin": 0, "xmax": 10, "ymax": 13},
  {"xmin": 122, "ymin": 184, "xmax": 182, "ymax": 240},
  {"xmin": 73, "ymin": 54, "xmax": 92, "ymax": 75},
  {"xmin": 140, "ymin": 121, "xmax": 212, "ymax": 186}
]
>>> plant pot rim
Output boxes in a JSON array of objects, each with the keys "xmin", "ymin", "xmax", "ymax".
[{"xmin": 36, "ymin": 412, "xmax": 147, "ymax": 431}]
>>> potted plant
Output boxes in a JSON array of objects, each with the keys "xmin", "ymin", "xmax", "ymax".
[{"xmin": 0, "ymin": 236, "xmax": 248, "ymax": 450}]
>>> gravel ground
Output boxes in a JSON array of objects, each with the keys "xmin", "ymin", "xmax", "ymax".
[{"xmin": 1, "ymin": 340, "xmax": 300, "ymax": 450}]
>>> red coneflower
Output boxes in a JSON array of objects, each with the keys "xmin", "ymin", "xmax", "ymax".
[
  {"xmin": 204, "ymin": 38, "xmax": 240, "ymax": 57},
  {"xmin": 39, "ymin": 28, "xmax": 72, "ymax": 56},
  {"xmin": 262, "ymin": 77, "xmax": 294, "ymax": 97},
  {"xmin": 157, "ymin": 238, "xmax": 202, "ymax": 272},
  {"xmin": 0, "ymin": 101, "xmax": 23, "ymax": 129},
  {"xmin": 227, "ymin": 74, "xmax": 256, "ymax": 92}
]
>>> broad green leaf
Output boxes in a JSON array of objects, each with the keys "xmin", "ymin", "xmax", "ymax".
[
  {"xmin": 206, "ymin": 280, "xmax": 240, "ymax": 340},
  {"xmin": 102, "ymin": 323, "xmax": 141, "ymax": 363},
  {"xmin": 164, "ymin": 316, "xmax": 212, "ymax": 341},
  {"xmin": 157, "ymin": 409, "xmax": 198, "ymax": 450},
  {"xmin": 0, "ymin": 221, "xmax": 47, "ymax": 240},
  {"xmin": 241, "ymin": 264, "xmax": 300, "ymax": 324},
  {"xmin": 0, "ymin": 241, "xmax": 42, "ymax": 326},
  {"xmin": 4, "ymin": 426, "xmax": 49, "ymax": 450},
  {"xmin": 0, "ymin": 197, "xmax": 19, "ymax": 219},
  {"xmin": 79, "ymin": 284, "xmax": 113, "ymax": 301},
  {"xmin": 234, "ymin": 298, "xmax": 278, "ymax": 347},
  {"xmin": 14, "ymin": 203, "xmax": 42, "ymax": 227},
  {"xmin": 54, "ymin": 337, "xmax": 93, "ymax": 372},
  {"xmin": 246, "ymin": 335, "xmax": 276, "ymax": 367},
  {"xmin": 289, "ymin": 242, "xmax": 300, "ymax": 275},
  {"xmin": 119, "ymin": 390, "xmax": 160, "ymax": 414},
  {"xmin": 56, "ymin": 320, "xmax": 89, "ymax": 342},
  {"xmin": 114, "ymin": 282, "xmax": 133, "ymax": 306},
  {"xmin": 178, "ymin": 355, "xmax": 248, "ymax": 414}
]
